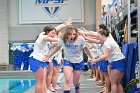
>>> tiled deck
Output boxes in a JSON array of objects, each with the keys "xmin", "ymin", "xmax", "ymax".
[{"xmin": 25, "ymin": 71, "xmax": 102, "ymax": 93}]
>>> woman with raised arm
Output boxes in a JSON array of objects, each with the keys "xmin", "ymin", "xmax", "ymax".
[
  {"xmin": 44, "ymin": 26, "xmax": 93, "ymax": 93},
  {"xmin": 85, "ymin": 29, "xmax": 126, "ymax": 93},
  {"xmin": 28, "ymin": 18, "xmax": 72, "ymax": 93}
]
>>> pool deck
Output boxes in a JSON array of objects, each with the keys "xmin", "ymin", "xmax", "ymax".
[
  {"xmin": 0, "ymin": 70, "xmax": 34, "ymax": 78},
  {"xmin": 25, "ymin": 71, "xmax": 102, "ymax": 93}
]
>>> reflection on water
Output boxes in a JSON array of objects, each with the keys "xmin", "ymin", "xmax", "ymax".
[{"xmin": 0, "ymin": 78, "xmax": 35, "ymax": 93}]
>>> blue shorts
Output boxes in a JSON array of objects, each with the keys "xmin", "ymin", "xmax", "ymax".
[
  {"xmin": 94, "ymin": 61, "xmax": 101, "ymax": 67},
  {"xmin": 93, "ymin": 63, "xmax": 96, "ymax": 67},
  {"xmin": 63, "ymin": 60, "xmax": 85, "ymax": 70},
  {"xmin": 87, "ymin": 61, "xmax": 96, "ymax": 68},
  {"xmin": 28, "ymin": 57, "xmax": 49, "ymax": 72},
  {"xmin": 100, "ymin": 60, "xmax": 110, "ymax": 73},
  {"xmin": 52, "ymin": 58, "xmax": 60, "ymax": 67},
  {"xmin": 87, "ymin": 61, "xmax": 92, "ymax": 69},
  {"xmin": 111, "ymin": 58, "xmax": 126, "ymax": 73}
]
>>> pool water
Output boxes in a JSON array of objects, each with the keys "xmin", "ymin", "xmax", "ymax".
[{"xmin": 0, "ymin": 78, "xmax": 35, "ymax": 93}]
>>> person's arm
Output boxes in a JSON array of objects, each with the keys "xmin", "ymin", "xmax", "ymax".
[
  {"xmin": 49, "ymin": 46, "xmax": 61, "ymax": 57},
  {"xmin": 78, "ymin": 28, "xmax": 98, "ymax": 37},
  {"xmin": 82, "ymin": 34, "xmax": 101, "ymax": 44},
  {"xmin": 55, "ymin": 17, "xmax": 72, "ymax": 32},
  {"xmin": 91, "ymin": 48, "xmax": 110, "ymax": 64},
  {"xmin": 51, "ymin": 42, "xmax": 58, "ymax": 49},
  {"xmin": 87, "ymin": 43, "xmax": 93, "ymax": 49},
  {"xmin": 44, "ymin": 36, "xmax": 58, "ymax": 42},
  {"xmin": 84, "ymin": 46, "xmax": 93, "ymax": 60},
  {"xmin": 86, "ymin": 38, "xmax": 101, "ymax": 44},
  {"xmin": 43, "ymin": 46, "xmax": 61, "ymax": 61}
]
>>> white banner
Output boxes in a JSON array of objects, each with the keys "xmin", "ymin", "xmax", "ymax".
[{"xmin": 19, "ymin": 0, "xmax": 84, "ymax": 24}]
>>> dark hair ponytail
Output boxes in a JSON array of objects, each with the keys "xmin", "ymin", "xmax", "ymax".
[
  {"xmin": 98, "ymin": 24, "xmax": 110, "ymax": 37},
  {"xmin": 99, "ymin": 29, "xmax": 110, "ymax": 37},
  {"xmin": 35, "ymin": 26, "xmax": 56, "ymax": 41},
  {"xmin": 99, "ymin": 24, "xmax": 110, "ymax": 32},
  {"xmin": 43, "ymin": 26, "xmax": 56, "ymax": 35},
  {"xmin": 99, "ymin": 24, "xmax": 108, "ymax": 30}
]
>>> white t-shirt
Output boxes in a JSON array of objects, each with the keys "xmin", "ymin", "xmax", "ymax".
[
  {"xmin": 58, "ymin": 36, "xmax": 86, "ymax": 63},
  {"xmin": 97, "ymin": 44, "xmax": 104, "ymax": 57},
  {"xmin": 87, "ymin": 43, "xmax": 99, "ymax": 60},
  {"xmin": 89, "ymin": 43, "xmax": 103, "ymax": 59},
  {"xmin": 30, "ymin": 32, "xmax": 52, "ymax": 62},
  {"xmin": 102, "ymin": 36, "xmax": 125, "ymax": 63}
]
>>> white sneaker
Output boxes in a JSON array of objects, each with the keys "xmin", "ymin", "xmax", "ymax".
[
  {"xmin": 92, "ymin": 77, "xmax": 97, "ymax": 81},
  {"xmin": 87, "ymin": 78, "xmax": 93, "ymax": 81},
  {"xmin": 47, "ymin": 89, "xmax": 53, "ymax": 93},
  {"xmin": 53, "ymin": 85, "xmax": 62, "ymax": 90},
  {"xmin": 48, "ymin": 86, "xmax": 55, "ymax": 92}
]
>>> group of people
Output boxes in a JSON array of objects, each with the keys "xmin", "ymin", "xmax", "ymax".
[
  {"xmin": 28, "ymin": 17, "xmax": 126, "ymax": 93},
  {"xmin": 83, "ymin": 24, "xmax": 126, "ymax": 93}
]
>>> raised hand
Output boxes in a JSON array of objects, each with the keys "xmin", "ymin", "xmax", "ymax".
[
  {"xmin": 64, "ymin": 17, "xmax": 72, "ymax": 26},
  {"xmin": 55, "ymin": 17, "xmax": 72, "ymax": 32},
  {"xmin": 80, "ymin": 27, "xmax": 86, "ymax": 32},
  {"xmin": 78, "ymin": 28, "xmax": 84, "ymax": 35},
  {"xmin": 78, "ymin": 29, "xmax": 87, "ymax": 39}
]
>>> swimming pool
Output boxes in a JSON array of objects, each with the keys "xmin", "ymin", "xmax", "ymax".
[{"xmin": 0, "ymin": 71, "xmax": 35, "ymax": 93}]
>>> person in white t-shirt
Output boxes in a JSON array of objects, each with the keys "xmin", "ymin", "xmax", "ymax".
[
  {"xmin": 43, "ymin": 26, "xmax": 93, "ymax": 93},
  {"xmin": 51, "ymin": 32, "xmax": 63, "ymax": 91},
  {"xmin": 52, "ymin": 46, "xmax": 63, "ymax": 90},
  {"xmin": 28, "ymin": 18, "xmax": 72, "ymax": 93},
  {"xmin": 84, "ymin": 29, "xmax": 126, "ymax": 93},
  {"xmin": 79, "ymin": 24, "xmax": 112, "ymax": 93}
]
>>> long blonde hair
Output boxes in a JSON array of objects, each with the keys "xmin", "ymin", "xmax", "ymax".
[{"xmin": 62, "ymin": 26, "xmax": 78, "ymax": 45}]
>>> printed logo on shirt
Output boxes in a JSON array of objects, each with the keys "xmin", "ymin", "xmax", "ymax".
[
  {"xmin": 47, "ymin": 43, "xmax": 52, "ymax": 50},
  {"xmin": 65, "ymin": 44, "xmax": 78, "ymax": 49}
]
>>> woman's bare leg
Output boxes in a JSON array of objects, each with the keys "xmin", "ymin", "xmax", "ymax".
[
  {"xmin": 35, "ymin": 67, "xmax": 47, "ymax": 93},
  {"xmin": 110, "ymin": 69, "xmax": 124, "ymax": 93}
]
